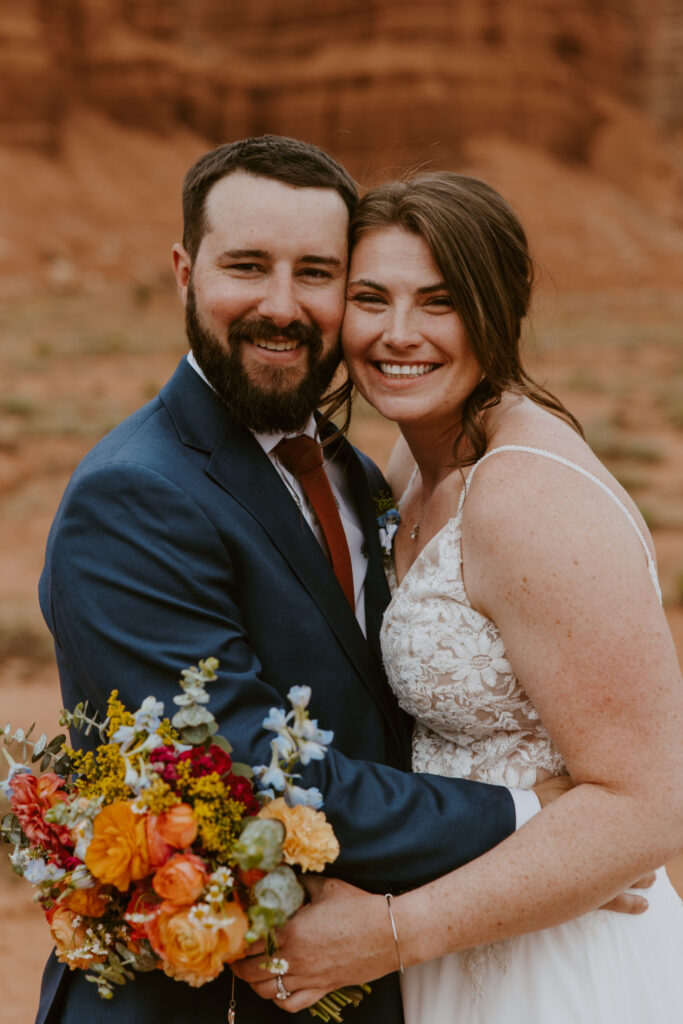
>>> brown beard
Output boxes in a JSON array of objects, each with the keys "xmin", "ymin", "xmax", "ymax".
[{"xmin": 185, "ymin": 284, "xmax": 342, "ymax": 434}]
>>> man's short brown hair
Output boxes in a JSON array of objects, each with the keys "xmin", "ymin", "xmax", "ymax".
[{"xmin": 181, "ymin": 135, "xmax": 358, "ymax": 260}]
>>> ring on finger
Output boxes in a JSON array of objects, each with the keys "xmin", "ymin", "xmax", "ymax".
[{"xmin": 276, "ymin": 975, "xmax": 292, "ymax": 1001}]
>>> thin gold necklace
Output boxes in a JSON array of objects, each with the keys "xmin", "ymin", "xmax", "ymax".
[{"xmin": 404, "ymin": 472, "xmax": 428, "ymax": 541}]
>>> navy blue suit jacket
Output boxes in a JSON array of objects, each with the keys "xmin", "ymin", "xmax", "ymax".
[{"xmin": 36, "ymin": 357, "xmax": 514, "ymax": 1023}]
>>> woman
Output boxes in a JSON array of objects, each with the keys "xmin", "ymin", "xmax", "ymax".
[{"xmin": 236, "ymin": 173, "xmax": 683, "ymax": 1020}]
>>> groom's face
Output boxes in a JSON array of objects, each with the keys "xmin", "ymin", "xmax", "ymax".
[{"xmin": 172, "ymin": 171, "xmax": 349, "ymax": 433}]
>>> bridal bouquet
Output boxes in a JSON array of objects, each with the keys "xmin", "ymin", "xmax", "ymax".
[{"xmin": 1, "ymin": 658, "xmax": 369, "ymax": 1022}]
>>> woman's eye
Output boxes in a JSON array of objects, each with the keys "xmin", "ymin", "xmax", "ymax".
[
  {"xmin": 427, "ymin": 295, "xmax": 453, "ymax": 308},
  {"xmin": 348, "ymin": 293, "xmax": 385, "ymax": 304}
]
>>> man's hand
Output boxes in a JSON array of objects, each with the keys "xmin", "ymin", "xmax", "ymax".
[
  {"xmin": 533, "ymin": 774, "xmax": 654, "ymax": 914},
  {"xmin": 532, "ymin": 774, "xmax": 574, "ymax": 808}
]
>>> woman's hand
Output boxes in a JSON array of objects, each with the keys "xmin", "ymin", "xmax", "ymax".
[{"xmin": 231, "ymin": 877, "xmax": 396, "ymax": 1011}]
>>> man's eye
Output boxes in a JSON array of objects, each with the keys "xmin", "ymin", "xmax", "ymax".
[
  {"xmin": 301, "ymin": 268, "xmax": 332, "ymax": 280},
  {"xmin": 228, "ymin": 263, "xmax": 263, "ymax": 272}
]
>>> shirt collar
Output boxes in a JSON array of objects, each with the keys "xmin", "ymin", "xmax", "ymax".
[{"xmin": 185, "ymin": 352, "xmax": 316, "ymax": 456}]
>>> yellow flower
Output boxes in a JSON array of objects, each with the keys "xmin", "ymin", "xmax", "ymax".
[
  {"xmin": 192, "ymin": 797, "xmax": 244, "ymax": 859},
  {"xmin": 105, "ymin": 690, "xmax": 135, "ymax": 739},
  {"xmin": 258, "ymin": 798, "xmax": 339, "ymax": 872},
  {"xmin": 85, "ymin": 801, "xmax": 150, "ymax": 891},
  {"xmin": 72, "ymin": 743, "xmax": 129, "ymax": 803}
]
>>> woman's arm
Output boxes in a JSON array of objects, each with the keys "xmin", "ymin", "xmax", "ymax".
[{"xmin": 234, "ymin": 451, "xmax": 683, "ymax": 1008}]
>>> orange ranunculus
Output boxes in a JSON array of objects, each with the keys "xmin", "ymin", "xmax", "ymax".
[
  {"xmin": 146, "ymin": 817, "xmax": 173, "ymax": 868},
  {"xmin": 152, "ymin": 853, "xmax": 207, "ymax": 906},
  {"xmin": 156, "ymin": 900, "xmax": 249, "ymax": 986},
  {"xmin": 146, "ymin": 803, "xmax": 197, "ymax": 866},
  {"xmin": 258, "ymin": 798, "xmax": 339, "ymax": 872},
  {"xmin": 60, "ymin": 885, "xmax": 109, "ymax": 918},
  {"xmin": 157, "ymin": 803, "xmax": 197, "ymax": 848},
  {"xmin": 49, "ymin": 907, "xmax": 107, "ymax": 971},
  {"xmin": 85, "ymin": 801, "xmax": 149, "ymax": 891}
]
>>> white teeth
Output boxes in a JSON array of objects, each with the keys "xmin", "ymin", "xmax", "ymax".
[
  {"xmin": 255, "ymin": 339, "xmax": 300, "ymax": 351},
  {"xmin": 378, "ymin": 362, "xmax": 438, "ymax": 377}
]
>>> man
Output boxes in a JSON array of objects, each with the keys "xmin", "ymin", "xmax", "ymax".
[{"xmin": 36, "ymin": 135, "xmax": 637, "ymax": 1023}]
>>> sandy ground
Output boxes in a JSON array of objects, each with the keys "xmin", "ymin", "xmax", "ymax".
[{"xmin": 1, "ymin": 286, "xmax": 683, "ymax": 1022}]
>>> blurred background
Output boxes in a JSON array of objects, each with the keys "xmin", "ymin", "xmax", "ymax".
[{"xmin": 1, "ymin": 2, "xmax": 682, "ymax": 1020}]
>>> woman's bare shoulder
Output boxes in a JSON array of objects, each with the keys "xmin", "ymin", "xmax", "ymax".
[{"xmin": 385, "ymin": 436, "xmax": 416, "ymax": 499}]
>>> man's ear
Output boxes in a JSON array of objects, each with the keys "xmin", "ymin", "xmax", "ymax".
[{"xmin": 172, "ymin": 244, "xmax": 191, "ymax": 305}]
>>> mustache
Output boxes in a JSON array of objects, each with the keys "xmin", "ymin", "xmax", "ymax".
[{"xmin": 228, "ymin": 316, "xmax": 323, "ymax": 349}]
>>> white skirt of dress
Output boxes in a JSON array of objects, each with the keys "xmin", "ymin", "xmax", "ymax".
[{"xmin": 401, "ymin": 869, "xmax": 683, "ymax": 1023}]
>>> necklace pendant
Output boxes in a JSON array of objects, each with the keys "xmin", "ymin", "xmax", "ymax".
[{"xmin": 410, "ymin": 524, "xmax": 420, "ymax": 540}]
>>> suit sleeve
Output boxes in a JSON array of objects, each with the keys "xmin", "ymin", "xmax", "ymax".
[{"xmin": 43, "ymin": 461, "xmax": 515, "ymax": 893}]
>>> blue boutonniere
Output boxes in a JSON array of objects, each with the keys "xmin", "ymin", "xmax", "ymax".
[{"xmin": 373, "ymin": 490, "xmax": 401, "ymax": 557}]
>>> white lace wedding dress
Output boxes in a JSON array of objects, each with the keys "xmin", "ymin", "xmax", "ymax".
[{"xmin": 381, "ymin": 447, "xmax": 683, "ymax": 1023}]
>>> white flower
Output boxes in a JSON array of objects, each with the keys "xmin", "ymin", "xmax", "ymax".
[
  {"xmin": 287, "ymin": 686, "xmax": 311, "ymax": 710},
  {"xmin": 452, "ymin": 634, "xmax": 510, "ymax": 689},
  {"xmin": 133, "ymin": 696, "xmax": 164, "ymax": 733}
]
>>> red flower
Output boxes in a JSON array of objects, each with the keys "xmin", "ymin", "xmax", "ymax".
[
  {"xmin": 177, "ymin": 745, "xmax": 233, "ymax": 779},
  {"xmin": 149, "ymin": 745, "xmax": 181, "ymax": 784},
  {"xmin": 226, "ymin": 775, "xmax": 260, "ymax": 815},
  {"xmin": 9, "ymin": 772, "xmax": 73, "ymax": 863}
]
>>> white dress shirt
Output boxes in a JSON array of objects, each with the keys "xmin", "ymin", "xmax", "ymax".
[{"xmin": 185, "ymin": 352, "xmax": 539, "ymax": 827}]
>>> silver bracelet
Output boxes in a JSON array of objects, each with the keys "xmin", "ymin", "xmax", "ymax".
[{"xmin": 384, "ymin": 893, "xmax": 404, "ymax": 974}]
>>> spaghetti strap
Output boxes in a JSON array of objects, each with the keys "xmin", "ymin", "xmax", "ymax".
[
  {"xmin": 464, "ymin": 445, "xmax": 661, "ymax": 601},
  {"xmin": 398, "ymin": 464, "xmax": 419, "ymax": 507}
]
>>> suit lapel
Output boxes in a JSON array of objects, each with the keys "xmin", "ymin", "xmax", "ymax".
[{"xmin": 161, "ymin": 360, "xmax": 402, "ymax": 741}]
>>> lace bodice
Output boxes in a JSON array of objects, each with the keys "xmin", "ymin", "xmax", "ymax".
[{"xmin": 381, "ymin": 446, "xmax": 660, "ymax": 788}]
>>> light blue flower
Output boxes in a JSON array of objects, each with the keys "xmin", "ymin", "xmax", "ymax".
[
  {"xmin": 285, "ymin": 784, "xmax": 323, "ymax": 809},
  {"xmin": 24, "ymin": 858, "xmax": 66, "ymax": 884},
  {"xmin": 111, "ymin": 724, "xmax": 137, "ymax": 747},
  {"xmin": 253, "ymin": 762, "xmax": 287, "ymax": 792},
  {"xmin": 263, "ymin": 707, "xmax": 288, "ymax": 732}
]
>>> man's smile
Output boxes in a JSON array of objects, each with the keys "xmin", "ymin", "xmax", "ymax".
[{"xmin": 252, "ymin": 338, "xmax": 302, "ymax": 352}]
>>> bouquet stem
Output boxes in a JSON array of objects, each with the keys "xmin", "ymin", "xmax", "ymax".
[{"xmin": 309, "ymin": 985, "xmax": 372, "ymax": 1022}]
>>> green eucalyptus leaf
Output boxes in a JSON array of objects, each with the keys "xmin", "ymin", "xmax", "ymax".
[
  {"xmin": 211, "ymin": 735, "xmax": 233, "ymax": 755},
  {"xmin": 230, "ymin": 762, "xmax": 254, "ymax": 779},
  {"xmin": 31, "ymin": 735, "xmax": 48, "ymax": 761},
  {"xmin": 1, "ymin": 813, "xmax": 23, "ymax": 845}
]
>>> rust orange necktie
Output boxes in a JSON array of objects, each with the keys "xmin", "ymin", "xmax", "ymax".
[{"xmin": 276, "ymin": 435, "xmax": 355, "ymax": 609}]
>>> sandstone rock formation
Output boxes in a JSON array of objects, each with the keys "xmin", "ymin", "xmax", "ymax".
[{"xmin": 0, "ymin": 0, "xmax": 681, "ymax": 294}]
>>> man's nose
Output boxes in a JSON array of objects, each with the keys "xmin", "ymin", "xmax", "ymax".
[{"xmin": 257, "ymin": 273, "xmax": 302, "ymax": 327}]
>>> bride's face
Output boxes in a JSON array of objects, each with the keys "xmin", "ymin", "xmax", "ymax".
[{"xmin": 342, "ymin": 227, "xmax": 482, "ymax": 429}]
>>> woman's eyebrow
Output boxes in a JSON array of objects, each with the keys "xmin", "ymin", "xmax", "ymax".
[
  {"xmin": 347, "ymin": 277, "xmax": 387, "ymax": 291},
  {"xmin": 347, "ymin": 279, "xmax": 448, "ymax": 293},
  {"xmin": 416, "ymin": 281, "xmax": 448, "ymax": 294}
]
